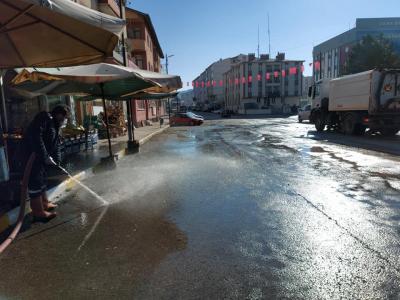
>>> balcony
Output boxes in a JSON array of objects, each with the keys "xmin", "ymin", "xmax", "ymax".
[
  {"xmin": 129, "ymin": 38, "xmax": 146, "ymax": 52},
  {"xmin": 98, "ymin": 0, "xmax": 121, "ymax": 17}
]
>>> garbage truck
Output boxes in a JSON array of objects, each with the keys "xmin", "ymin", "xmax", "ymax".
[{"xmin": 309, "ymin": 69, "xmax": 400, "ymax": 136}]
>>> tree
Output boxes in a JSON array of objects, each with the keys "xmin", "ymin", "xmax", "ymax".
[{"xmin": 344, "ymin": 35, "xmax": 400, "ymax": 75}]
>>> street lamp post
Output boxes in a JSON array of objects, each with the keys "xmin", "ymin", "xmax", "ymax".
[
  {"xmin": 165, "ymin": 53, "xmax": 174, "ymax": 75},
  {"xmin": 165, "ymin": 53, "xmax": 174, "ymax": 119}
]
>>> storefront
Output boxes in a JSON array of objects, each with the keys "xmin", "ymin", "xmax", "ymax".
[{"xmin": 0, "ymin": 71, "xmax": 100, "ymax": 177}]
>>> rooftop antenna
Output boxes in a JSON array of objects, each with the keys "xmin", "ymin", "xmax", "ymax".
[
  {"xmin": 257, "ymin": 24, "xmax": 260, "ymax": 58},
  {"xmin": 268, "ymin": 13, "xmax": 271, "ymax": 57}
]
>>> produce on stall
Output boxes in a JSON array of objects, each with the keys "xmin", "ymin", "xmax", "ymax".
[{"xmin": 98, "ymin": 105, "xmax": 126, "ymax": 139}]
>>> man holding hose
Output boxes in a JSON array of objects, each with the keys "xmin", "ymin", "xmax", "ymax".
[{"xmin": 25, "ymin": 105, "xmax": 69, "ymax": 222}]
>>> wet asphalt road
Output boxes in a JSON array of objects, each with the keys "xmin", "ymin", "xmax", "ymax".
[{"xmin": 1, "ymin": 115, "xmax": 400, "ymax": 299}]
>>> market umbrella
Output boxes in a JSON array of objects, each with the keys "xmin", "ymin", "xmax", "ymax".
[
  {"xmin": 78, "ymin": 91, "xmax": 179, "ymax": 101},
  {"xmin": 11, "ymin": 64, "xmax": 162, "ymax": 97},
  {"xmin": 0, "ymin": 0, "xmax": 125, "ymax": 68},
  {"xmin": 124, "ymin": 68, "xmax": 183, "ymax": 96},
  {"xmin": 11, "ymin": 63, "xmax": 163, "ymax": 157}
]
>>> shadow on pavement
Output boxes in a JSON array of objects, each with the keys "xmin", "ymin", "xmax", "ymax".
[{"xmin": 307, "ymin": 130, "xmax": 400, "ymax": 156}]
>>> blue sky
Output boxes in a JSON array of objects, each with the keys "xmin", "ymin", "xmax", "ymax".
[{"xmin": 127, "ymin": 0, "xmax": 398, "ymax": 90}]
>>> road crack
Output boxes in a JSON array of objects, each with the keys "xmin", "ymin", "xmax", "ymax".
[{"xmin": 296, "ymin": 192, "xmax": 400, "ymax": 274}]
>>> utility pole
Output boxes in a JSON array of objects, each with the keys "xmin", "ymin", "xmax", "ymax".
[
  {"xmin": 268, "ymin": 13, "xmax": 271, "ymax": 57},
  {"xmin": 257, "ymin": 25, "xmax": 260, "ymax": 58}
]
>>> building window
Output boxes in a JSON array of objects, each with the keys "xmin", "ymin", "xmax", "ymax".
[
  {"xmin": 273, "ymin": 86, "xmax": 280, "ymax": 97},
  {"xmin": 266, "ymin": 86, "xmax": 272, "ymax": 97},
  {"xmin": 134, "ymin": 55, "xmax": 144, "ymax": 69},
  {"xmin": 137, "ymin": 100, "xmax": 145, "ymax": 109},
  {"xmin": 128, "ymin": 27, "xmax": 142, "ymax": 39}
]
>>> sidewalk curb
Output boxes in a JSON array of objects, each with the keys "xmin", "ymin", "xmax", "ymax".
[
  {"xmin": 137, "ymin": 125, "xmax": 170, "ymax": 145},
  {"xmin": 0, "ymin": 125, "xmax": 169, "ymax": 235}
]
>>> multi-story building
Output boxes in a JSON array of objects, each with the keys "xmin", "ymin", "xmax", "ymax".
[
  {"xmin": 224, "ymin": 53, "xmax": 304, "ymax": 114},
  {"xmin": 77, "ymin": 0, "xmax": 126, "ymax": 64},
  {"xmin": 313, "ymin": 17, "xmax": 400, "ymax": 82},
  {"xmin": 125, "ymin": 7, "xmax": 166, "ymax": 126},
  {"xmin": 193, "ymin": 54, "xmax": 247, "ymax": 111},
  {"xmin": 55, "ymin": 0, "xmax": 127, "ymax": 126},
  {"xmin": 302, "ymin": 76, "xmax": 313, "ymax": 97},
  {"xmin": 178, "ymin": 89, "xmax": 194, "ymax": 108}
]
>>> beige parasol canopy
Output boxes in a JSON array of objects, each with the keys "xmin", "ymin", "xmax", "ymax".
[
  {"xmin": 0, "ymin": 0, "xmax": 125, "ymax": 68},
  {"xmin": 126, "ymin": 67, "xmax": 183, "ymax": 95},
  {"xmin": 11, "ymin": 63, "xmax": 182, "ymax": 98}
]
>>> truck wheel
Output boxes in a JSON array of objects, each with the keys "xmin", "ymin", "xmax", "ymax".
[
  {"xmin": 354, "ymin": 125, "xmax": 366, "ymax": 136},
  {"xmin": 380, "ymin": 128, "xmax": 399, "ymax": 136},
  {"xmin": 314, "ymin": 113, "xmax": 325, "ymax": 132},
  {"xmin": 343, "ymin": 113, "xmax": 358, "ymax": 135},
  {"xmin": 298, "ymin": 116, "xmax": 303, "ymax": 123}
]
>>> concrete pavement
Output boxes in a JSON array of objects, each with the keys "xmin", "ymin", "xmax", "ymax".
[
  {"xmin": 0, "ymin": 122, "xmax": 170, "ymax": 237},
  {"xmin": 1, "ymin": 116, "xmax": 400, "ymax": 299}
]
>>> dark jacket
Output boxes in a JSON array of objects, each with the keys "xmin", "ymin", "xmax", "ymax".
[{"xmin": 25, "ymin": 111, "xmax": 61, "ymax": 164}]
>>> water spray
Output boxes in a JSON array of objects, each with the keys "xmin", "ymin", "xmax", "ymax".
[{"xmin": 56, "ymin": 164, "xmax": 108, "ymax": 206}]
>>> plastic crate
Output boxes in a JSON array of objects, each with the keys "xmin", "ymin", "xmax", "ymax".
[
  {"xmin": 91, "ymin": 133, "xmax": 98, "ymax": 144},
  {"xmin": 71, "ymin": 138, "xmax": 80, "ymax": 153}
]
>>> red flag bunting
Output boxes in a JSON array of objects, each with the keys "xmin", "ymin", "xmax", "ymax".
[
  {"xmin": 282, "ymin": 70, "xmax": 286, "ymax": 77},
  {"xmin": 219, "ymin": 80, "xmax": 223, "ymax": 86},
  {"xmin": 257, "ymin": 74, "xmax": 261, "ymax": 81},
  {"xmin": 274, "ymin": 71, "xmax": 279, "ymax": 78},
  {"xmin": 248, "ymin": 75, "xmax": 252, "ymax": 83},
  {"xmin": 266, "ymin": 72, "xmax": 270, "ymax": 80},
  {"xmin": 289, "ymin": 67, "xmax": 297, "ymax": 75}
]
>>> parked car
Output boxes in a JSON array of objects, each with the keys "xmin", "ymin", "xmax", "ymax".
[
  {"xmin": 298, "ymin": 104, "xmax": 311, "ymax": 123},
  {"xmin": 170, "ymin": 112, "xmax": 204, "ymax": 126},
  {"xmin": 187, "ymin": 112, "xmax": 204, "ymax": 120}
]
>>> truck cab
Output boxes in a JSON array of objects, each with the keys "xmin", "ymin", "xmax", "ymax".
[{"xmin": 308, "ymin": 79, "xmax": 330, "ymax": 124}]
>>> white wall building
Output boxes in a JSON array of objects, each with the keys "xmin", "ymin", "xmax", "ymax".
[
  {"xmin": 193, "ymin": 54, "xmax": 247, "ymax": 110},
  {"xmin": 224, "ymin": 53, "xmax": 304, "ymax": 114},
  {"xmin": 302, "ymin": 76, "xmax": 313, "ymax": 97}
]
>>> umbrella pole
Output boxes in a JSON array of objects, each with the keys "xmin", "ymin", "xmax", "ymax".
[{"xmin": 100, "ymin": 84, "xmax": 113, "ymax": 157}]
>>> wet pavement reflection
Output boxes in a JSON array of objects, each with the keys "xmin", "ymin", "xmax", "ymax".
[{"xmin": 1, "ymin": 116, "xmax": 400, "ymax": 299}]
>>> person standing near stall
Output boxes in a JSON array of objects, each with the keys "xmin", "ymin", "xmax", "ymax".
[{"xmin": 24, "ymin": 105, "xmax": 69, "ymax": 222}]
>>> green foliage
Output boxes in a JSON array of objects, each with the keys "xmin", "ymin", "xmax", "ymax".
[{"xmin": 344, "ymin": 35, "xmax": 400, "ymax": 75}]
